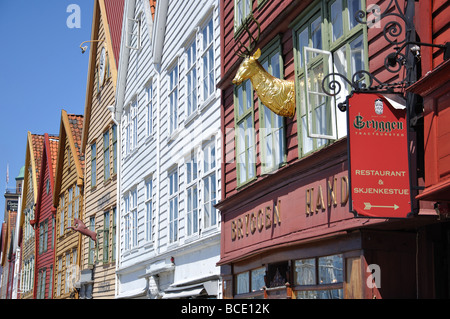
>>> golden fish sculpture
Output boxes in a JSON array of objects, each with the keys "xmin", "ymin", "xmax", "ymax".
[{"xmin": 232, "ymin": 48, "xmax": 296, "ymax": 118}]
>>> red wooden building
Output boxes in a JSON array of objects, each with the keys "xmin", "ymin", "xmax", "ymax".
[
  {"xmin": 33, "ymin": 134, "xmax": 59, "ymax": 299},
  {"xmin": 217, "ymin": 0, "xmax": 450, "ymax": 299}
]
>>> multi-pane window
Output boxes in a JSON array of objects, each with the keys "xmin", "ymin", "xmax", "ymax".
[
  {"xmin": 56, "ymin": 257, "xmax": 62, "ymax": 297},
  {"xmin": 293, "ymin": 254, "xmax": 344, "ymax": 299},
  {"xmin": 123, "ymin": 190, "xmax": 137, "ymax": 250},
  {"xmin": 168, "ymin": 65, "xmax": 179, "ymax": 135},
  {"xmin": 74, "ymin": 185, "xmax": 80, "ymax": 220},
  {"xmin": 48, "ymin": 266, "xmax": 53, "ymax": 299},
  {"xmin": 124, "ymin": 99, "xmax": 138, "ymax": 156},
  {"xmin": 201, "ymin": 18, "xmax": 215, "ymax": 101},
  {"xmin": 103, "ymin": 211, "xmax": 110, "ymax": 263},
  {"xmin": 65, "ymin": 252, "xmax": 71, "ymax": 293},
  {"xmin": 145, "ymin": 179, "xmax": 153, "ymax": 242},
  {"xmin": 68, "ymin": 187, "xmax": 73, "ymax": 228},
  {"xmin": 235, "ymin": 80, "xmax": 256, "ymax": 186},
  {"xmin": 235, "ymin": 266, "xmax": 265, "ymax": 295},
  {"xmin": 186, "ymin": 41, "xmax": 197, "ymax": 117},
  {"xmin": 91, "ymin": 143, "xmax": 97, "ymax": 187},
  {"xmin": 294, "ymin": 0, "xmax": 366, "ymax": 157},
  {"xmin": 104, "ymin": 130, "xmax": 110, "ymax": 180},
  {"xmin": 88, "ymin": 217, "xmax": 96, "ymax": 264},
  {"xmin": 146, "ymin": 84, "xmax": 153, "ymax": 136},
  {"xmin": 59, "ymin": 195, "xmax": 65, "ymax": 236},
  {"xmin": 168, "ymin": 168, "xmax": 179, "ymax": 243},
  {"xmin": 259, "ymin": 44, "xmax": 286, "ymax": 173},
  {"xmin": 112, "ymin": 124, "xmax": 117, "ymax": 174},
  {"xmin": 203, "ymin": 141, "xmax": 217, "ymax": 228},
  {"xmin": 186, "ymin": 152, "xmax": 198, "ymax": 236},
  {"xmin": 39, "ymin": 220, "xmax": 48, "ymax": 254},
  {"xmin": 234, "ymin": 0, "xmax": 252, "ymax": 31},
  {"xmin": 112, "ymin": 207, "xmax": 116, "ymax": 262}
]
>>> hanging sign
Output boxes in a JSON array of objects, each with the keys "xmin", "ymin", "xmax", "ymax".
[{"xmin": 348, "ymin": 92, "xmax": 412, "ymax": 218}]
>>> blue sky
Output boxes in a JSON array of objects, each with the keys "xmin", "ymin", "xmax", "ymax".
[{"xmin": 0, "ymin": 0, "xmax": 94, "ymax": 225}]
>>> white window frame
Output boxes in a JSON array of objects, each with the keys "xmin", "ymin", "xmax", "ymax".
[
  {"xmin": 203, "ymin": 140, "xmax": 218, "ymax": 229},
  {"xmin": 126, "ymin": 14, "xmax": 142, "ymax": 51},
  {"xmin": 145, "ymin": 178, "xmax": 153, "ymax": 242},
  {"xmin": 186, "ymin": 151, "xmax": 199, "ymax": 237},
  {"xmin": 201, "ymin": 17, "xmax": 215, "ymax": 102},
  {"xmin": 303, "ymin": 47, "xmax": 337, "ymax": 140},
  {"xmin": 168, "ymin": 64, "xmax": 179, "ymax": 136},
  {"xmin": 168, "ymin": 168, "xmax": 179, "ymax": 243},
  {"xmin": 234, "ymin": 0, "xmax": 252, "ymax": 31},
  {"xmin": 186, "ymin": 39, "xmax": 198, "ymax": 118},
  {"xmin": 145, "ymin": 83, "xmax": 153, "ymax": 137}
]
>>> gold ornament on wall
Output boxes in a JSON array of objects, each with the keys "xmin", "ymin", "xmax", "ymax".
[{"xmin": 233, "ymin": 16, "xmax": 296, "ymax": 118}]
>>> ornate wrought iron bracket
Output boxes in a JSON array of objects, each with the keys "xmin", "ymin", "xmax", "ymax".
[{"xmin": 322, "ymin": 0, "xmax": 449, "ymax": 112}]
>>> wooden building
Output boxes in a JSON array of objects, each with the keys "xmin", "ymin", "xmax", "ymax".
[
  {"xmin": 217, "ymin": 0, "xmax": 450, "ymax": 299},
  {"xmin": 19, "ymin": 132, "xmax": 44, "ymax": 299},
  {"xmin": 114, "ymin": 0, "xmax": 222, "ymax": 298},
  {"xmin": 33, "ymin": 134, "xmax": 59, "ymax": 299},
  {"xmin": 80, "ymin": 0, "xmax": 123, "ymax": 299},
  {"xmin": 52, "ymin": 110, "xmax": 84, "ymax": 299}
]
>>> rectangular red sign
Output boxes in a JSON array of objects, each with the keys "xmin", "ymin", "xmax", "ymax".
[{"xmin": 348, "ymin": 93, "xmax": 412, "ymax": 218}]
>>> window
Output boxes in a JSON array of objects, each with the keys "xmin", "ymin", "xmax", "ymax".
[
  {"xmin": 235, "ymin": 80, "xmax": 256, "ymax": 186},
  {"xmin": 124, "ymin": 190, "xmax": 137, "ymax": 250},
  {"xmin": 186, "ymin": 40, "xmax": 197, "ymax": 117},
  {"xmin": 104, "ymin": 130, "xmax": 110, "ymax": 180},
  {"xmin": 145, "ymin": 84, "xmax": 153, "ymax": 136},
  {"xmin": 131, "ymin": 189, "xmax": 138, "ymax": 247},
  {"xmin": 168, "ymin": 169, "xmax": 179, "ymax": 243},
  {"xmin": 126, "ymin": 14, "xmax": 142, "ymax": 51},
  {"xmin": 46, "ymin": 179, "xmax": 50, "ymax": 195},
  {"xmin": 293, "ymin": 0, "xmax": 367, "ymax": 157},
  {"xmin": 65, "ymin": 252, "xmax": 70, "ymax": 293},
  {"xmin": 203, "ymin": 141, "xmax": 217, "ymax": 228},
  {"xmin": 112, "ymin": 124, "xmax": 117, "ymax": 174},
  {"xmin": 91, "ymin": 143, "xmax": 97, "ymax": 187},
  {"xmin": 259, "ymin": 43, "xmax": 286, "ymax": 173},
  {"xmin": 293, "ymin": 254, "xmax": 344, "ymax": 299},
  {"xmin": 235, "ymin": 266, "xmax": 266, "ymax": 295},
  {"xmin": 103, "ymin": 211, "xmax": 110, "ymax": 263},
  {"xmin": 186, "ymin": 152, "xmax": 198, "ymax": 236},
  {"xmin": 234, "ymin": 0, "xmax": 252, "ymax": 31},
  {"xmin": 57, "ymin": 257, "xmax": 62, "ymax": 297},
  {"xmin": 124, "ymin": 99, "xmax": 138, "ymax": 156},
  {"xmin": 88, "ymin": 217, "xmax": 96, "ymax": 264},
  {"xmin": 145, "ymin": 179, "xmax": 153, "ymax": 242},
  {"xmin": 68, "ymin": 187, "xmax": 73, "ymax": 228},
  {"xmin": 74, "ymin": 185, "xmax": 80, "ymax": 220},
  {"xmin": 48, "ymin": 266, "xmax": 53, "ymax": 299},
  {"xmin": 112, "ymin": 207, "xmax": 116, "ymax": 261},
  {"xmin": 39, "ymin": 220, "xmax": 48, "ymax": 254},
  {"xmin": 168, "ymin": 65, "xmax": 179, "ymax": 135},
  {"xmin": 132, "ymin": 99, "xmax": 138, "ymax": 150},
  {"xmin": 59, "ymin": 194, "xmax": 65, "ymax": 236},
  {"xmin": 201, "ymin": 18, "xmax": 215, "ymax": 101}
]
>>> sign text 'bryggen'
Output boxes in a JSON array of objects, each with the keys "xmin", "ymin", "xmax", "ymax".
[{"xmin": 231, "ymin": 201, "xmax": 281, "ymax": 241}]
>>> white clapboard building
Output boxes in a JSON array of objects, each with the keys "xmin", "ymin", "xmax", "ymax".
[{"xmin": 113, "ymin": 0, "xmax": 221, "ymax": 299}]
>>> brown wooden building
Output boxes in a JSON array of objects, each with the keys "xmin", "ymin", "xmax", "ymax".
[
  {"xmin": 217, "ymin": 0, "xmax": 450, "ymax": 299},
  {"xmin": 80, "ymin": 0, "xmax": 123, "ymax": 299},
  {"xmin": 52, "ymin": 110, "xmax": 84, "ymax": 299}
]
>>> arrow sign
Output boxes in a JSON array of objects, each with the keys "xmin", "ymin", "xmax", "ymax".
[{"xmin": 364, "ymin": 203, "xmax": 399, "ymax": 211}]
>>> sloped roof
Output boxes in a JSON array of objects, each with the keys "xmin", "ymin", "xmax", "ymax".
[
  {"xmin": 53, "ymin": 111, "xmax": 84, "ymax": 206},
  {"xmin": 31, "ymin": 134, "xmax": 45, "ymax": 186},
  {"xmin": 104, "ymin": 0, "xmax": 125, "ymax": 66}
]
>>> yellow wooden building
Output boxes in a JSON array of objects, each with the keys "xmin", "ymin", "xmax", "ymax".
[
  {"xmin": 79, "ymin": 0, "xmax": 123, "ymax": 299},
  {"xmin": 52, "ymin": 110, "xmax": 84, "ymax": 299},
  {"xmin": 19, "ymin": 132, "xmax": 44, "ymax": 299}
]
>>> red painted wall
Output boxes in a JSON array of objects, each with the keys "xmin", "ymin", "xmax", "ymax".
[{"xmin": 33, "ymin": 134, "xmax": 58, "ymax": 299}]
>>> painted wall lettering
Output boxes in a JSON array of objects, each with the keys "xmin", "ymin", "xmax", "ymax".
[
  {"xmin": 231, "ymin": 200, "xmax": 281, "ymax": 241},
  {"xmin": 306, "ymin": 176, "xmax": 349, "ymax": 216}
]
